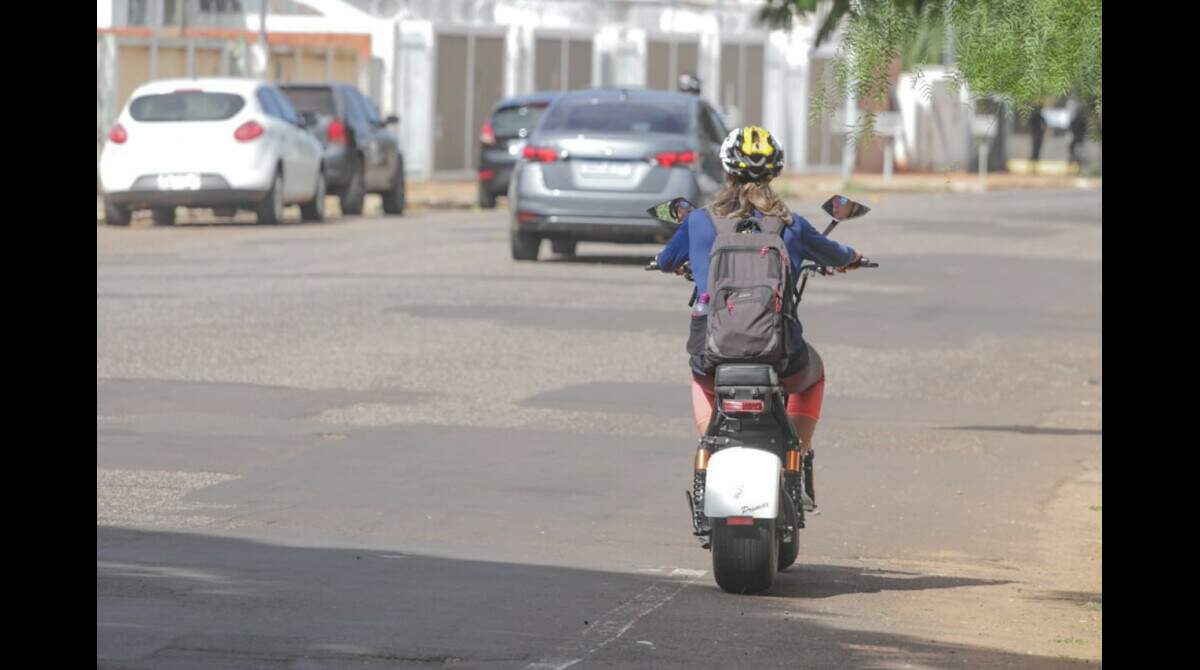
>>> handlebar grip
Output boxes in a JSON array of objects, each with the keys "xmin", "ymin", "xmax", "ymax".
[{"xmin": 644, "ymin": 260, "xmax": 660, "ymax": 271}]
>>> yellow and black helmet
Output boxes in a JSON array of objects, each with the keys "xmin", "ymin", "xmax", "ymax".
[{"xmin": 719, "ymin": 125, "xmax": 785, "ymax": 183}]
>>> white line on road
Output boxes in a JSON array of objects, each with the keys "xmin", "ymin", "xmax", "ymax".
[{"xmin": 523, "ymin": 571, "xmax": 705, "ymax": 670}]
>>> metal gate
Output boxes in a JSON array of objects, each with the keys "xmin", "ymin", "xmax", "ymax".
[
  {"xmin": 719, "ymin": 41, "xmax": 764, "ymax": 128},
  {"xmin": 646, "ymin": 37, "xmax": 699, "ymax": 92},
  {"xmin": 804, "ymin": 56, "xmax": 845, "ymax": 170},
  {"xmin": 433, "ymin": 28, "xmax": 507, "ymax": 174},
  {"xmin": 534, "ymin": 32, "xmax": 593, "ymax": 92}
]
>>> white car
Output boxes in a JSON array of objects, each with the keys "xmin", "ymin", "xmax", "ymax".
[{"xmin": 100, "ymin": 77, "xmax": 327, "ymax": 226}]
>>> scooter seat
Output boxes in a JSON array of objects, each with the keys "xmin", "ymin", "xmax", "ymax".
[{"xmin": 715, "ymin": 364, "xmax": 778, "ymax": 388}]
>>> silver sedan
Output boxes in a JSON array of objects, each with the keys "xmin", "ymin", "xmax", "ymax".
[{"xmin": 508, "ymin": 88, "xmax": 729, "ymax": 260}]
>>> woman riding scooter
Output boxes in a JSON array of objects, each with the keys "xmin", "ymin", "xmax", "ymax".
[{"xmin": 653, "ymin": 125, "xmax": 866, "ymax": 512}]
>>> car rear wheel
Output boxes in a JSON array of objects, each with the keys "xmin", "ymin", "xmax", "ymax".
[
  {"xmin": 340, "ymin": 156, "xmax": 366, "ymax": 216},
  {"xmin": 551, "ymin": 239, "xmax": 577, "ymax": 257},
  {"xmin": 511, "ymin": 230, "xmax": 540, "ymax": 261},
  {"xmin": 151, "ymin": 207, "xmax": 176, "ymax": 226},
  {"xmin": 478, "ymin": 184, "xmax": 497, "ymax": 209},
  {"xmin": 256, "ymin": 171, "xmax": 285, "ymax": 225},
  {"xmin": 104, "ymin": 198, "xmax": 131, "ymax": 226},
  {"xmin": 381, "ymin": 160, "xmax": 406, "ymax": 215},
  {"xmin": 300, "ymin": 171, "xmax": 326, "ymax": 222}
]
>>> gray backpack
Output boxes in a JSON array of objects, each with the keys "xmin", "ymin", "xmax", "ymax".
[{"xmin": 704, "ymin": 213, "xmax": 793, "ymax": 368}]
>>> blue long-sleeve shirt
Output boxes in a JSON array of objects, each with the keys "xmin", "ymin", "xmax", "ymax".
[
  {"xmin": 655, "ymin": 208, "xmax": 858, "ymax": 365},
  {"xmin": 655, "ymin": 209, "xmax": 859, "ymax": 294}
]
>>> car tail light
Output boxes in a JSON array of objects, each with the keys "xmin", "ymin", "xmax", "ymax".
[
  {"xmin": 327, "ymin": 119, "xmax": 347, "ymax": 144},
  {"xmin": 516, "ymin": 212, "xmax": 539, "ymax": 222},
  {"xmin": 726, "ymin": 516, "xmax": 755, "ymax": 526},
  {"xmin": 108, "ymin": 124, "xmax": 128, "ymax": 144},
  {"xmin": 479, "ymin": 168, "xmax": 495, "ymax": 180},
  {"xmin": 654, "ymin": 150, "xmax": 696, "ymax": 168},
  {"xmin": 480, "ymin": 120, "xmax": 496, "ymax": 146},
  {"xmin": 234, "ymin": 121, "xmax": 264, "ymax": 142},
  {"xmin": 721, "ymin": 399, "xmax": 764, "ymax": 413},
  {"xmin": 522, "ymin": 146, "xmax": 559, "ymax": 162}
]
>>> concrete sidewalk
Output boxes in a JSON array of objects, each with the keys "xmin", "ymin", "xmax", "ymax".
[
  {"xmin": 96, "ymin": 171, "xmax": 1100, "ymax": 223},
  {"xmin": 403, "ymin": 171, "xmax": 1100, "ymax": 209}
]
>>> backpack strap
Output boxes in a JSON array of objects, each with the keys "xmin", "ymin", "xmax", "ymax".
[{"xmin": 707, "ymin": 210, "xmax": 787, "ymax": 237}]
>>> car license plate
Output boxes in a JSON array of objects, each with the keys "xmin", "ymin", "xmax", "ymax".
[
  {"xmin": 156, "ymin": 173, "xmax": 202, "ymax": 191},
  {"xmin": 578, "ymin": 161, "xmax": 633, "ymax": 178}
]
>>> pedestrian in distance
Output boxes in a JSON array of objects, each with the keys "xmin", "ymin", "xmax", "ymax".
[{"xmin": 1029, "ymin": 104, "xmax": 1047, "ymax": 170}]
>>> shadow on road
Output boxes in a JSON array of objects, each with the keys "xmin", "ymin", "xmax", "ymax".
[
  {"xmin": 98, "ymin": 526, "xmax": 1096, "ymax": 669},
  {"xmin": 168, "ymin": 218, "xmax": 335, "ymax": 228},
  {"xmin": 769, "ymin": 563, "xmax": 1011, "ymax": 599},
  {"xmin": 542, "ymin": 254, "xmax": 656, "ymax": 267},
  {"xmin": 938, "ymin": 425, "xmax": 1101, "ymax": 436}
]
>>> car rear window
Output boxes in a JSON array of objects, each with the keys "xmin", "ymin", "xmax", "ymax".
[
  {"xmin": 280, "ymin": 87, "xmax": 337, "ymax": 117},
  {"xmin": 492, "ymin": 104, "xmax": 548, "ymax": 137},
  {"xmin": 539, "ymin": 99, "xmax": 691, "ymax": 135},
  {"xmin": 129, "ymin": 92, "xmax": 245, "ymax": 122}
]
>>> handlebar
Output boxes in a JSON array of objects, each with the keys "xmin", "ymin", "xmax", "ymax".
[
  {"xmin": 799, "ymin": 257, "xmax": 879, "ymax": 275},
  {"xmin": 645, "ymin": 259, "xmax": 694, "ymax": 281},
  {"xmin": 649, "ymin": 257, "xmax": 874, "ymax": 283}
]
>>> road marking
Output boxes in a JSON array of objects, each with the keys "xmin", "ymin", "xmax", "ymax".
[
  {"xmin": 670, "ymin": 568, "xmax": 706, "ymax": 577},
  {"xmin": 523, "ymin": 571, "xmax": 705, "ymax": 670}
]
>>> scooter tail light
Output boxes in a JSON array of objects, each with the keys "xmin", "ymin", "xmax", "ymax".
[
  {"xmin": 721, "ymin": 399, "xmax": 764, "ymax": 413},
  {"xmin": 727, "ymin": 516, "xmax": 755, "ymax": 526}
]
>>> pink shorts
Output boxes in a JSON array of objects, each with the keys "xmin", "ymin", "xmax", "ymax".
[{"xmin": 690, "ymin": 371, "xmax": 825, "ymax": 428}]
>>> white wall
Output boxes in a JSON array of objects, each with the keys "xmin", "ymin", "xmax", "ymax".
[{"xmin": 97, "ymin": 0, "xmax": 113, "ymax": 28}]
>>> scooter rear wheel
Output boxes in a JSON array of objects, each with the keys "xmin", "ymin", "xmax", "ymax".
[{"xmin": 711, "ymin": 520, "xmax": 778, "ymax": 594}]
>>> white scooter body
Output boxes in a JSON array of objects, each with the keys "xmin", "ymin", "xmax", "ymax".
[{"xmin": 703, "ymin": 447, "xmax": 781, "ymax": 519}]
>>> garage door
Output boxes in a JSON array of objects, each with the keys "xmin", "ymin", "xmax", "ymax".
[
  {"xmin": 647, "ymin": 39, "xmax": 699, "ymax": 92},
  {"xmin": 535, "ymin": 36, "xmax": 593, "ymax": 92},
  {"xmin": 719, "ymin": 42, "xmax": 764, "ymax": 128},
  {"xmin": 434, "ymin": 32, "xmax": 508, "ymax": 173}
]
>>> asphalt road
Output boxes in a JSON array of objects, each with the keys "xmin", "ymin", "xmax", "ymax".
[{"xmin": 98, "ymin": 188, "xmax": 1102, "ymax": 669}]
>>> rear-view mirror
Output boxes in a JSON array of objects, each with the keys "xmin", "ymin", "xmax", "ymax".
[
  {"xmin": 822, "ymin": 195, "xmax": 870, "ymax": 221},
  {"xmin": 646, "ymin": 197, "xmax": 695, "ymax": 226}
]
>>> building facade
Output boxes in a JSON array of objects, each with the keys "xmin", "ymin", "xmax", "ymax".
[{"xmin": 99, "ymin": 0, "xmax": 867, "ymax": 179}]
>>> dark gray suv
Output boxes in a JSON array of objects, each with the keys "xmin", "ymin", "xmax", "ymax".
[
  {"xmin": 508, "ymin": 88, "xmax": 728, "ymax": 260},
  {"xmin": 280, "ymin": 82, "xmax": 406, "ymax": 216}
]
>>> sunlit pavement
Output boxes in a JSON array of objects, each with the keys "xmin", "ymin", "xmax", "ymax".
[{"xmin": 98, "ymin": 188, "xmax": 1100, "ymax": 668}]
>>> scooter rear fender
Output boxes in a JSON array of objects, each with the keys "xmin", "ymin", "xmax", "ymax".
[{"xmin": 703, "ymin": 447, "xmax": 781, "ymax": 519}]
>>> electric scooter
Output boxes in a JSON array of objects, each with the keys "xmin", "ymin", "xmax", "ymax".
[{"xmin": 646, "ymin": 194, "xmax": 876, "ymax": 594}]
